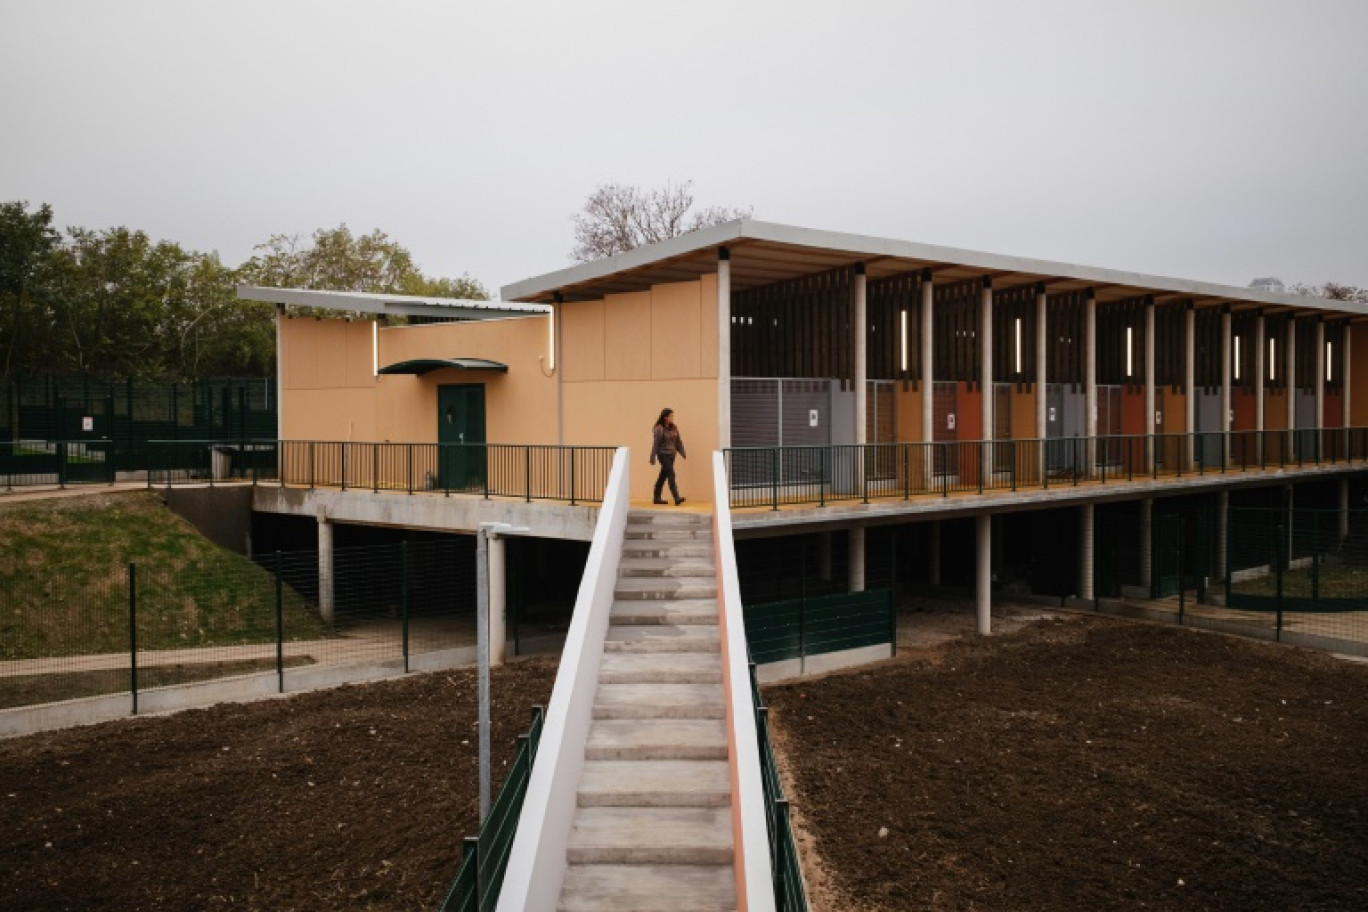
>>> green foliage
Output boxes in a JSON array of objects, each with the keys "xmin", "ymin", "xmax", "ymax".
[
  {"xmin": 0, "ymin": 491, "xmax": 327, "ymax": 660},
  {"xmin": 0, "ymin": 203, "xmax": 489, "ymax": 380}
]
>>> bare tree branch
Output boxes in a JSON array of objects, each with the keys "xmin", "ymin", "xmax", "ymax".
[{"xmin": 571, "ymin": 181, "xmax": 751, "ymax": 263}]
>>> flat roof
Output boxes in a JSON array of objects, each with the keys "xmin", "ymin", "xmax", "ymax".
[
  {"xmin": 238, "ymin": 285, "xmax": 551, "ymax": 320},
  {"xmin": 501, "ymin": 219, "xmax": 1366, "ymax": 317}
]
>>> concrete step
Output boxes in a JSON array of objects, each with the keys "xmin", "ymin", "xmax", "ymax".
[
  {"xmin": 599, "ymin": 652, "xmax": 722, "ymax": 685},
  {"xmin": 618, "ymin": 557, "xmax": 717, "ymax": 578},
  {"xmin": 566, "ymin": 806, "xmax": 733, "ymax": 865},
  {"xmin": 609, "ymin": 599, "xmax": 718, "ymax": 626},
  {"xmin": 585, "ymin": 718, "xmax": 728, "ymax": 761},
  {"xmin": 620, "ymin": 541, "xmax": 714, "ymax": 560},
  {"xmin": 624, "ymin": 527, "xmax": 714, "ymax": 542},
  {"xmin": 626, "ymin": 510, "xmax": 712, "ymax": 525},
  {"xmin": 594, "ymin": 683, "xmax": 725, "ymax": 720},
  {"xmin": 558, "ymin": 862, "xmax": 736, "ymax": 912},
  {"xmin": 604, "ymin": 625, "xmax": 720, "ymax": 653},
  {"xmin": 614, "ymin": 577, "xmax": 717, "ymax": 600},
  {"xmin": 577, "ymin": 759, "xmax": 731, "ymax": 808}
]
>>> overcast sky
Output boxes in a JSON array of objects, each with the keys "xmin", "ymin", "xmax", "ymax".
[{"xmin": 3, "ymin": 1, "xmax": 1365, "ymax": 295}]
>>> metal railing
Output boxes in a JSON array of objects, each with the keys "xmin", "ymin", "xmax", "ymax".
[
  {"xmin": 725, "ymin": 427, "xmax": 1368, "ymax": 509},
  {"xmin": 142, "ymin": 440, "xmax": 618, "ymax": 504},
  {"xmin": 750, "ymin": 662, "xmax": 809, "ymax": 911},
  {"xmin": 439, "ymin": 706, "xmax": 545, "ymax": 912},
  {"xmin": 745, "ymin": 589, "xmax": 895, "ymax": 667}
]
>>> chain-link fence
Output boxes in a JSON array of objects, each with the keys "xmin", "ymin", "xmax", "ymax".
[{"xmin": 0, "ymin": 539, "xmax": 491, "ymax": 713}]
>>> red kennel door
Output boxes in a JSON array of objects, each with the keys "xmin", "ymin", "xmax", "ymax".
[{"xmin": 933, "ymin": 381, "xmax": 957, "ymax": 476}]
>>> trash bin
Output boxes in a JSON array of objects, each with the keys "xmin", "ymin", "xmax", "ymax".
[{"xmin": 211, "ymin": 445, "xmax": 234, "ymax": 480}]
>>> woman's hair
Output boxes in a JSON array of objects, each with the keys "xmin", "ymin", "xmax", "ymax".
[{"xmin": 654, "ymin": 408, "xmax": 674, "ymax": 428}]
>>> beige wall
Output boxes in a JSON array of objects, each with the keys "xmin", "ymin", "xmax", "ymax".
[
  {"xmin": 561, "ymin": 275, "xmax": 720, "ymax": 502},
  {"xmin": 278, "ymin": 313, "xmax": 558, "ymax": 445}
]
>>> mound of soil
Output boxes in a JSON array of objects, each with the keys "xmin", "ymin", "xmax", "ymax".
[
  {"xmin": 766, "ymin": 613, "xmax": 1368, "ymax": 911},
  {"xmin": 0, "ymin": 657, "xmax": 556, "ymax": 911}
]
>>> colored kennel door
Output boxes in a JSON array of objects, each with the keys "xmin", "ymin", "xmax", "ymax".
[{"xmin": 438, "ymin": 384, "xmax": 486, "ymax": 492}]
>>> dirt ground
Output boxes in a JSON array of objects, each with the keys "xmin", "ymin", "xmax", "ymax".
[
  {"xmin": 0, "ymin": 657, "xmax": 556, "ymax": 912},
  {"xmin": 767, "ymin": 606, "xmax": 1368, "ymax": 911}
]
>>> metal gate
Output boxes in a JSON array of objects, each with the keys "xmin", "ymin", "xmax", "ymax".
[{"xmin": 932, "ymin": 381, "xmax": 957, "ymax": 477}]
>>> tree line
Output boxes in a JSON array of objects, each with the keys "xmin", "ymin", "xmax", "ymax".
[{"xmin": 0, "ymin": 201, "xmax": 489, "ymax": 382}]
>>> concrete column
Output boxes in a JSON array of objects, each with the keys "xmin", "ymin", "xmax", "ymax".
[
  {"xmin": 1216, "ymin": 490, "xmax": 1229, "ymax": 582},
  {"xmin": 1255, "ymin": 311, "xmax": 1266, "ymax": 463},
  {"xmin": 1315, "ymin": 319, "xmax": 1326, "ymax": 461},
  {"xmin": 1340, "ymin": 477, "xmax": 1351, "ymax": 543},
  {"xmin": 921, "ymin": 269, "xmax": 934, "ymax": 445},
  {"xmin": 1185, "ymin": 306, "xmax": 1196, "ymax": 469},
  {"xmin": 488, "ymin": 533, "xmax": 507, "ymax": 666},
  {"xmin": 1085, "ymin": 289, "xmax": 1097, "ymax": 472},
  {"xmin": 1079, "ymin": 503, "xmax": 1095, "ymax": 601},
  {"xmin": 975, "ymin": 513, "xmax": 992, "ymax": 635},
  {"xmin": 855, "ymin": 264, "xmax": 868, "ymax": 444},
  {"xmin": 848, "ymin": 526, "xmax": 866, "ymax": 593},
  {"xmin": 980, "ymin": 277, "xmax": 994, "ymax": 483},
  {"xmin": 1140, "ymin": 498, "xmax": 1153, "ymax": 592},
  {"xmin": 317, "ymin": 514, "xmax": 335, "ymax": 624},
  {"xmin": 717, "ymin": 247, "xmax": 731, "ymax": 450},
  {"xmin": 928, "ymin": 521, "xmax": 941, "ymax": 586},
  {"xmin": 1144, "ymin": 300, "xmax": 1156, "ymax": 473},
  {"xmin": 1036, "ymin": 284, "xmax": 1048, "ymax": 482},
  {"xmin": 1221, "ymin": 307, "xmax": 1232, "ymax": 465}
]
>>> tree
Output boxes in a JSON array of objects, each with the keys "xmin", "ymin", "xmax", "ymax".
[
  {"xmin": 0, "ymin": 201, "xmax": 61, "ymax": 380},
  {"xmin": 1291, "ymin": 282, "xmax": 1368, "ymax": 305},
  {"xmin": 570, "ymin": 181, "xmax": 751, "ymax": 263}
]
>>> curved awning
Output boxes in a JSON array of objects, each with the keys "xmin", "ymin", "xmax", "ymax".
[{"xmin": 378, "ymin": 358, "xmax": 508, "ymax": 375}]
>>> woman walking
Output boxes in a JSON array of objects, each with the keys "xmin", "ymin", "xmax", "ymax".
[{"xmin": 650, "ymin": 407, "xmax": 687, "ymax": 505}]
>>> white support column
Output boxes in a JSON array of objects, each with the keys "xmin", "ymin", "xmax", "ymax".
[
  {"xmin": 928, "ymin": 521, "xmax": 941, "ymax": 586},
  {"xmin": 976, "ymin": 513, "xmax": 992, "ymax": 635},
  {"xmin": 980, "ymin": 277, "xmax": 994, "ymax": 483},
  {"xmin": 1144, "ymin": 299, "xmax": 1156, "ymax": 473},
  {"xmin": 1287, "ymin": 318, "xmax": 1298, "ymax": 460},
  {"xmin": 1185, "ymin": 306, "xmax": 1196, "ymax": 470},
  {"xmin": 488, "ymin": 533, "xmax": 507, "ymax": 666},
  {"xmin": 1079, "ymin": 503, "xmax": 1095, "ymax": 602},
  {"xmin": 1221, "ymin": 307, "xmax": 1232, "ymax": 466},
  {"xmin": 1085, "ymin": 289, "xmax": 1098, "ymax": 474},
  {"xmin": 848, "ymin": 526, "xmax": 866, "ymax": 593},
  {"xmin": 1315, "ymin": 318, "xmax": 1326, "ymax": 460},
  {"xmin": 1140, "ymin": 498, "xmax": 1153, "ymax": 593},
  {"xmin": 1036, "ymin": 284, "xmax": 1048, "ymax": 482},
  {"xmin": 317, "ymin": 513, "xmax": 334, "ymax": 625},
  {"xmin": 1340, "ymin": 477, "xmax": 1351, "ymax": 543},
  {"xmin": 921, "ymin": 269, "xmax": 934, "ymax": 446},
  {"xmin": 717, "ymin": 247, "xmax": 732, "ymax": 450},
  {"xmin": 854, "ymin": 264, "xmax": 868, "ymax": 445},
  {"xmin": 1216, "ymin": 490, "xmax": 1229, "ymax": 582}
]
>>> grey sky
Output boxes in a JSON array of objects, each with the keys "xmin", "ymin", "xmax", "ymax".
[{"xmin": 3, "ymin": 0, "xmax": 1365, "ymax": 294}]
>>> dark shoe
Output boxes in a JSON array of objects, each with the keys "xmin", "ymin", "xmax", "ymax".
[
  {"xmin": 653, "ymin": 499, "xmax": 668, "ymax": 505},
  {"xmin": 674, "ymin": 497, "xmax": 686, "ymax": 506}
]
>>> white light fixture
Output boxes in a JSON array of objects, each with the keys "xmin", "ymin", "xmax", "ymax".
[
  {"xmin": 1234, "ymin": 334, "xmax": 1241, "ymax": 380},
  {"xmin": 1269, "ymin": 337, "xmax": 1277, "ymax": 381},
  {"xmin": 1327, "ymin": 341, "xmax": 1334, "ymax": 382},
  {"xmin": 1014, "ymin": 318, "xmax": 1022, "ymax": 374},
  {"xmin": 547, "ymin": 307, "xmax": 556, "ymax": 371},
  {"xmin": 1126, "ymin": 327, "xmax": 1133, "ymax": 377},
  {"xmin": 900, "ymin": 309, "xmax": 908, "ymax": 372}
]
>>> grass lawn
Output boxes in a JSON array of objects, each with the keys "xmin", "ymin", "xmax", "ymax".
[{"xmin": 0, "ymin": 491, "xmax": 329, "ymax": 660}]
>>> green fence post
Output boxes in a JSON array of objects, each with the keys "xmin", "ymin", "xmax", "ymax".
[
  {"xmin": 771, "ymin": 448, "xmax": 779, "ymax": 511},
  {"xmin": 275, "ymin": 551, "xmax": 285, "ymax": 693},
  {"xmin": 466, "ymin": 836, "xmax": 482, "ymax": 908},
  {"xmin": 401, "ymin": 541, "xmax": 411, "ymax": 673},
  {"xmin": 129, "ymin": 562, "xmax": 138, "ymax": 715},
  {"xmin": 1176, "ymin": 522, "xmax": 1185, "ymax": 626}
]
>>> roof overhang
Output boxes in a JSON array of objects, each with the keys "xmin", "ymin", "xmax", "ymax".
[
  {"xmin": 378, "ymin": 358, "xmax": 508, "ymax": 375},
  {"xmin": 237, "ymin": 285, "xmax": 551, "ymax": 320},
  {"xmin": 500, "ymin": 219, "xmax": 1367, "ymax": 318}
]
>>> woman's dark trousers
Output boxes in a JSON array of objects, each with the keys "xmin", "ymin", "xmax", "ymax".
[{"xmin": 653, "ymin": 454, "xmax": 679, "ymax": 503}]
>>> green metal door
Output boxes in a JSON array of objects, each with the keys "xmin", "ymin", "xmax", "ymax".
[{"xmin": 438, "ymin": 384, "xmax": 486, "ymax": 492}]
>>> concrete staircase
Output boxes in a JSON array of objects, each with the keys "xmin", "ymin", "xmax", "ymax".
[{"xmin": 558, "ymin": 510, "xmax": 737, "ymax": 912}]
